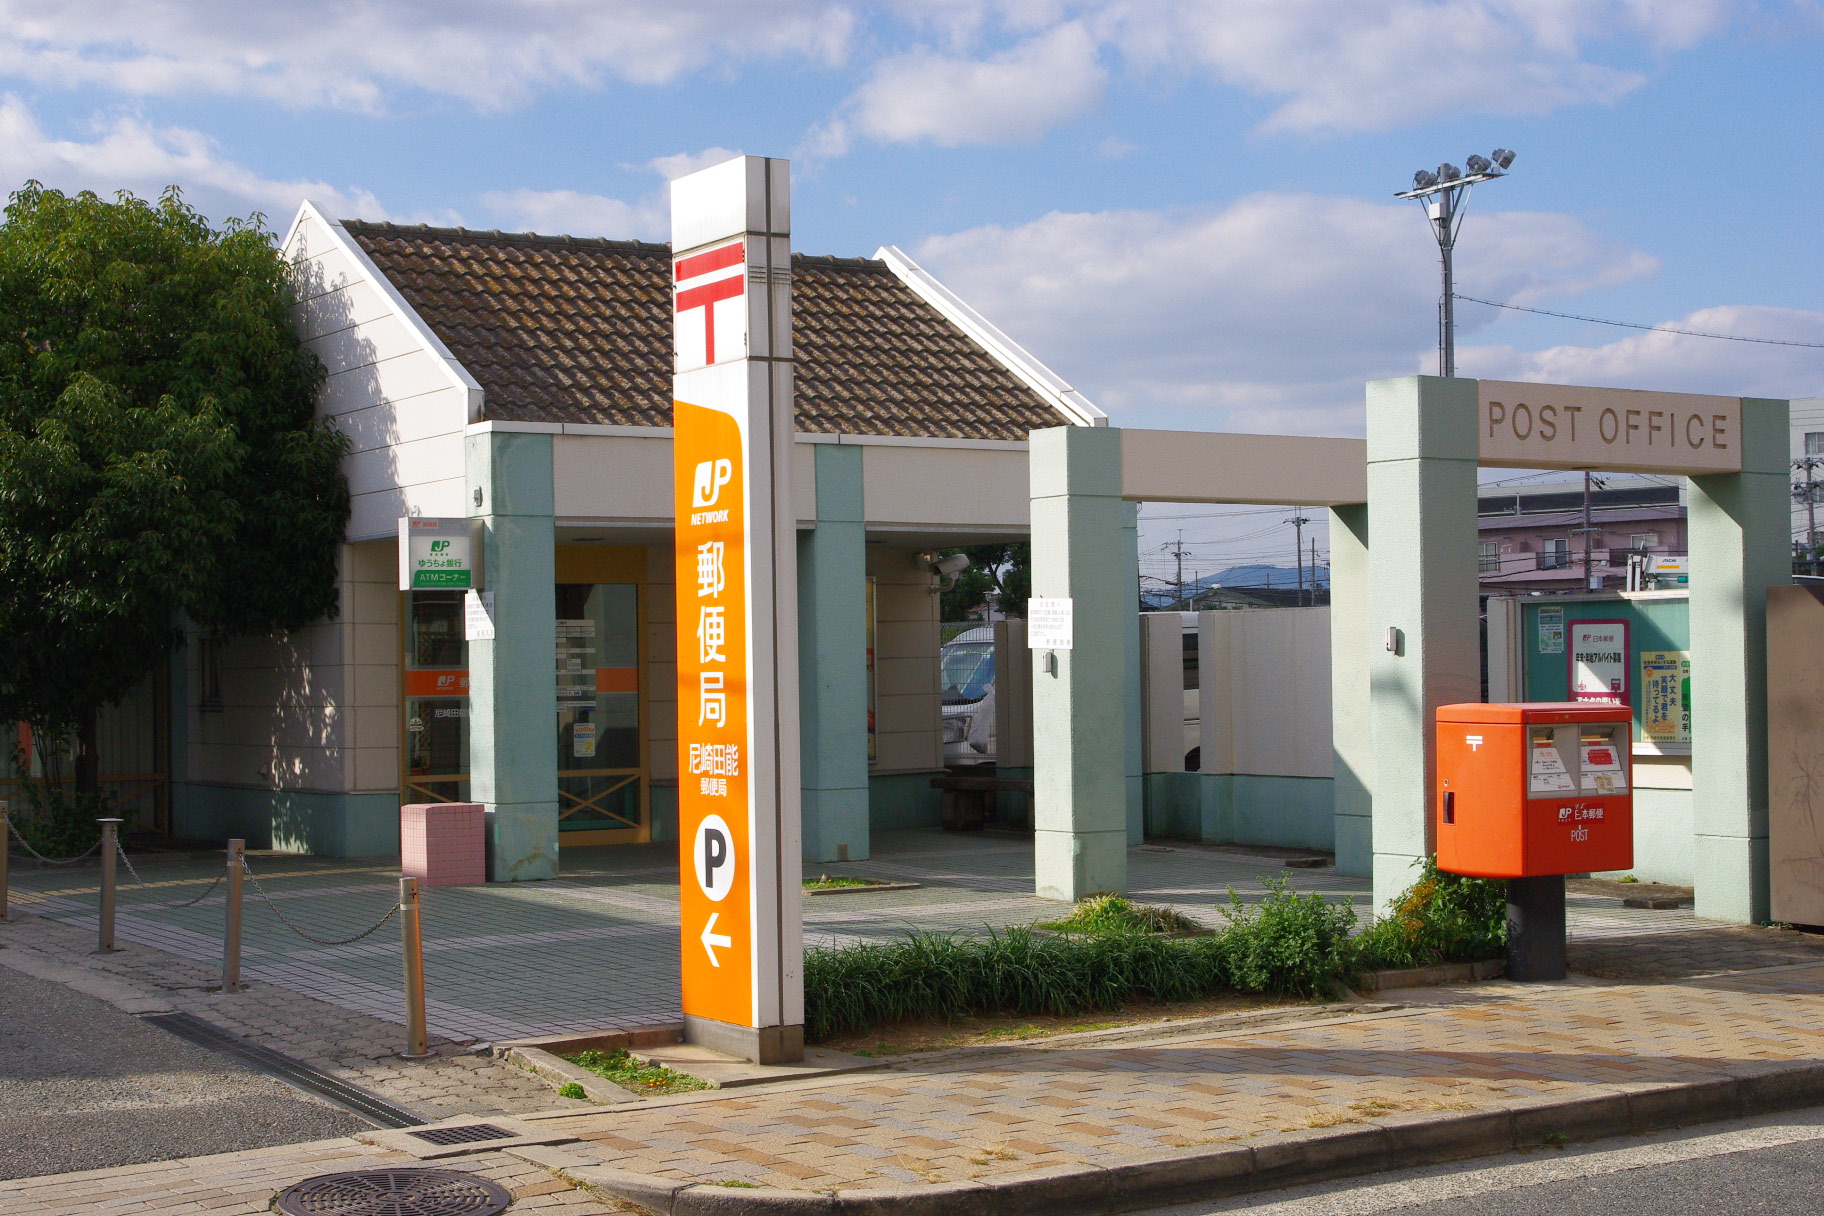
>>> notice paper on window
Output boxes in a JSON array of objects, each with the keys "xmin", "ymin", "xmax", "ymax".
[{"xmin": 1529, "ymin": 739, "xmax": 1576, "ymax": 794}]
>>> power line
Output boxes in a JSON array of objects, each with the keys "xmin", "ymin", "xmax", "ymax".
[{"xmin": 1454, "ymin": 293, "xmax": 1824, "ymax": 350}]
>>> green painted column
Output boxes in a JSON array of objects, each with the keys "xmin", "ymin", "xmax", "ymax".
[
  {"xmin": 1366, "ymin": 377, "xmax": 1481, "ymax": 911},
  {"xmin": 1123, "ymin": 501, "xmax": 1144, "ymax": 846},
  {"xmin": 1030, "ymin": 425, "xmax": 1129, "ymax": 900},
  {"xmin": 1689, "ymin": 397, "xmax": 1790, "ymax": 923},
  {"xmin": 1328, "ymin": 503, "xmax": 1372, "ymax": 877},
  {"xmin": 798, "ymin": 443, "xmax": 871, "ymax": 864},
  {"xmin": 467, "ymin": 431, "xmax": 559, "ymax": 882}
]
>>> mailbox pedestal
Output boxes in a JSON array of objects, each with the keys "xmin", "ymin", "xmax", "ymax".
[{"xmin": 1436, "ymin": 702, "xmax": 1635, "ymax": 982}]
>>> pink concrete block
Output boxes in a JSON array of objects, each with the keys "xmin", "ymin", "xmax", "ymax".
[{"xmin": 400, "ymin": 802, "xmax": 485, "ymax": 887}]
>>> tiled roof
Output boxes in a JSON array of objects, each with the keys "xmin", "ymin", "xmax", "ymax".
[{"xmin": 341, "ymin": 222, "xmax": 1065, "ymax": 441}]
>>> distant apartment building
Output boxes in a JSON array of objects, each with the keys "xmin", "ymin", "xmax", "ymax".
[
  {"xmin": 1793, "ymin": 396, "xmax": 1823, "ymax": 556},
  {"xmin": 1477, "ymin": 480, "xmax": 1685, "ymax": 594}
]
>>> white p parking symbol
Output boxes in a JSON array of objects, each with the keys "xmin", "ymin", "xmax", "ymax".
[{"xmin": 693, "ymin": 814, "xmax": 735, "ymax": 902}]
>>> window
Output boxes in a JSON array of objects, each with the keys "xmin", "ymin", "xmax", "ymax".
[
  {"xmin": 1478, "ymin": 540, "xmax": 1500, "ymax": 573},
  {"xmin": 197, "ymin": 634, "xmax": 223, "ymax": 713},
  {"xmin": 1807, "ymin": 432, "xmax": 1824, "ymax": 456},
  {"xmin": 1630, "ymin": 532, "xmax": 1659, "ymax": 550},
  {"xmin": 1541, "ymin": 539, "xmax": 1571, "ymax": 570}
]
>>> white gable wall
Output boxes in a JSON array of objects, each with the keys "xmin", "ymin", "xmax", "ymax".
[{"xmin": 282, "ymin": 203, "xmax": 478, "ymax": 541}]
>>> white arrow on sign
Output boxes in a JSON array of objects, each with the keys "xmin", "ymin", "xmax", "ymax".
[{"xmin": 700, "ymin": 913, "xmax": 733, "ymax": 967}]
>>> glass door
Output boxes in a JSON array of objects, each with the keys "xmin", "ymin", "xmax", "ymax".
[
  {"xmin": 403, "ymin": 590, "xmax": 470, "ymax": 805},
  {"xmin": 555, "ymin": 582, "xmax": 646, "ymax": 843}
]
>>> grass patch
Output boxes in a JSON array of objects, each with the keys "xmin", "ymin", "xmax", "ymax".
[
  {"xmin": 561, "ymin": 1048, "xmax": 711, "ymax": 1096},
  {"xmin": 804, "ymin": 874, "xmax": 883, "ymax": 890},
  {"xmin": 804, "ymin": 862, "xmax": 1507, "ymax": 1043},
  {"xmin": 711, "ymin": 1179, "xmax": 760, "ymax": 1188},
  {"xmin": 1036, "ymin": 894, "xmax": 1205, "ymax": 936},
  {"xmin": 557, "ymin": 1082, "xmax": 586, "ymax": 1099}
]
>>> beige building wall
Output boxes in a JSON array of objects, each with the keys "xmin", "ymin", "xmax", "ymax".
[
  {"xmin": 186, "ymin": 540, "xmax": 398, "ymax": 796},
  {"xmin": 1200, "ymin": 607, "xmax": 1334, "ymax": 780},
  {"xmin": 869, "ymin": 546, "xmax": 942, "ymax": 773}
]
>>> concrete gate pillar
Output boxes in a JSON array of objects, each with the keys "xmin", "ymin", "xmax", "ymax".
[
  {"xmin": 1328, "ymin": 502, "xmax": 1373, "ymax": 878},
  {"xmin": 467, "ymin": 430, "xmax": 560, "ymax": 881},
  {"xmin": 1689, "ymin": 398, "xmax": 1790, "ymax": 923},
  {"xmin": 1123, "ymin": 501, "xmax": 1145, "ymax": 847},
  {"xmin": 1366, "ymin": 377, "xmax": 1481, "ymax": 911},
  {"xmin": 798, "ymin": 442, "xmax": 872, "ymax": 864},
  {"xmin": 1031, "ymin": 425, "xmax": 1130, "ymax": 900}
]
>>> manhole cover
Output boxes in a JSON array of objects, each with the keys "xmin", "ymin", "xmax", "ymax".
[
  {"xmin": 408, "ymin": 1123, "xmax": 514, "ymax": 1146},
  {"xmin": 275, "ymin": 1168, "xmax": 513, "ymax": 1215}
]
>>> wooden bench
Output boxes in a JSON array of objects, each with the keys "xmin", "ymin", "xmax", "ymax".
[{"xmin": 930, "ymin": 772, "xmax": 1035, "ymax": 831}]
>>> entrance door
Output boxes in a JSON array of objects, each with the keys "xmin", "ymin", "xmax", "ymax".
[{"xmin": 556, "ymin": 580, "xmax": 646, "ymax": 843}]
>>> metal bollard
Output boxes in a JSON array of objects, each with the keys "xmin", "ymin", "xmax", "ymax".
[
  {"xmin": 399, "ymin": 877, "xmax": 430, "ymax": 1058},
  {"xmin": 221, "ymin": 838, "xmax": 245, "ymax": 993},
  {"xmin": 0, "ymin": 799, "xmax": 10, "ymax": 923},
  {"xmin": 96, "ymin": 818, "xmax": 122, "ymax": 953}
]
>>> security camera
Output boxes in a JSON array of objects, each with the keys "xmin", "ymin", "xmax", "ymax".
[{"xmin": 933, "ymin": 553, "xmax": 970, "ymax": 578}]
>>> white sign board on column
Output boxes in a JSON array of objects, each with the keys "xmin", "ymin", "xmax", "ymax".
[
  {"xmin": 670, "ymin": 155, "xmax": 804, "ymax": 1064},
  {"xmin": 1027, "ymin": 598, "xmax": 1074, "ymax": 650}
]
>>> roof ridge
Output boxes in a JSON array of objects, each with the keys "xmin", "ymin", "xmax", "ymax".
[
  {"xmin": 341, "ymin": 219, "xmax": 886, "ymax": 269},
  {"xmin": 340, "ymin": 219, "xmax": 671, "ymax": 255}
]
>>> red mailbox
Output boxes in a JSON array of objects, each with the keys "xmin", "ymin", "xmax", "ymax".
[{"xmin": 1435, "ymin": 702, "xmax": 1634, "ymax": 879}]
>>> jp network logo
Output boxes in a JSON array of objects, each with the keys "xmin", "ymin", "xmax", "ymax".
[{"xmin": 692, "ymin": 458, "xmax": 733, "ymax": 509}]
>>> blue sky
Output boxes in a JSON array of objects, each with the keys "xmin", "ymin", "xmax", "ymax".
[{"xmin": 0, "ymin": 1, "xmax": 1818, "ymax": 579}]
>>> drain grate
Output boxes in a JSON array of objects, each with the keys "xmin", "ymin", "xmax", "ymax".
[
  {"xmin": 275, "ymin": 1168, "xmax": 513, "ymax": 1215},
  {"xmin": 140, "ymin": 1012, "xmax": 424, "ymax": 1129},
  {"xmin": 408, "ymin": 1123, "xmax": 515, "ymax": 1146}
]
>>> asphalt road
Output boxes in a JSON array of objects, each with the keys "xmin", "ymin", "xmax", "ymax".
[
  {"xmin": 0, "ymin": 965, "xmax": 368, "ymax": 1180},
  {"xmin": 1139, "ymin": 1105, "xmax": 1824, "ymax": 1216}
]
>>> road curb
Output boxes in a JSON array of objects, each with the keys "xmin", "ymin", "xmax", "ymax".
[{"xmin": 553, "ymin": 1058, "xmax": 1824, "ymax": 1215}]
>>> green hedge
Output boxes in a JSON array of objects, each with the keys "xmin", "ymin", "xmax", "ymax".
[{"xmin": 803, "ymin": 864, "xmax": 1505, "ymax": 1043}]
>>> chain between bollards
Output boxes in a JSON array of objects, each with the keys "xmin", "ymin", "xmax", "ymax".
[
  {"xmin": 95, "ymin": 818, "xmax": 122, "ymax": 953},
  {"xmin": 221, "ymin": 838, "xmax": 245, "ymax": 993},
  {"xmin": 399, "ymin": 877, "xmax": 430, "ymax": 1059}
]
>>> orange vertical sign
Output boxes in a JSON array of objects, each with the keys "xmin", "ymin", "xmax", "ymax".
[
  {"xmin": 673, "ymin": 398, "xmax": 754, "ymax": 1026},
  {"xmin": 671, "ymin": 155, "xmax": 802, "ymax": 1061}
]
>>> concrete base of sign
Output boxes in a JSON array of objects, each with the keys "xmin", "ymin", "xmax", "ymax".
[{"xmin": 684, "ymin": 1013, "xmax": 805, "ymax": 1065}]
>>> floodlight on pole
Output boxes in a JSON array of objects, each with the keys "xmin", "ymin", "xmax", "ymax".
[{"xmin": 1396, "ymin": 148, "xmax": 1517, "ymax": 377}]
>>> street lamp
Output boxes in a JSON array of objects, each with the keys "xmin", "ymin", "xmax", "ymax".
[{"xmin": 1396, "ymin": 148, "xmax": 1516, "ymax": 377}]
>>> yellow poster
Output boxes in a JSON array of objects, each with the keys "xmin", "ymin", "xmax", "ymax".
[{"xmin": 1639, "ymin": 650, "xmax": 1691, "ymax": 744}]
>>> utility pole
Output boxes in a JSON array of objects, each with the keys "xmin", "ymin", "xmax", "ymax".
[
  {"xmin": 1285, "ymin": 513, "xmax": 1310, "ymax": 605},
  {"xmin": 1310, "ymin": 537, "xmax": 1319, "ymax": 605},
  {"xmin": 1796, "ymin": 457, "xmax": 1821, "ymax": 574},
  {"xmin": 1166, "ymin": 531, "xmax": 1192, "ymax": 609},
  {"xmin": 1578, "ymin": 471, "xmax": 1603, "ymax": 591}
]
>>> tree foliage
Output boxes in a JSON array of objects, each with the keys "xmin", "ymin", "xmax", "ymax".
[
  {"xmin": 0, "ymin": 183, "xmax": 349, "ymax": 747},
  {"xmin": 938, "ymin": 542, "xmax": 1030, "ymax": 621}
]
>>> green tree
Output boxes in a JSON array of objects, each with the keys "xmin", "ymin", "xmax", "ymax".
[
  {"xmin": 939, "ymin": 543, "xmax": 1030, "ymax": 622},
  {"xmin": 0, "ymin": 184, "xmax": 349, "ymax": 796}
]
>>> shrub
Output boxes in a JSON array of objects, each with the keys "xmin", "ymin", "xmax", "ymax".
[
  {"xmin": 803, "ymin": 926, "xmax": 1230, "ymax": 1042},
  {"xmin": 1040, "ymin": 893, "xmax": 1204, "ymax": 936},
  {"xmin": 1355, "ymin": 857, "xmax": 1507, "ymax": 970},
  {"xmin": 1217, "ymin": 875, "xmax": 1360, "ymax": 998}
]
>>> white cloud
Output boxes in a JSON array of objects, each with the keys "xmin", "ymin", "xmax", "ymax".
[
  {"xmin": 1094, "ymin": 0, "xmax": 1737, "ymax": 133},
  {"xmin": 912, "ymin": 193, "xmax": 1657, "ymax": 434},
  {"xmin": 477, "ymin": 189, "xmax": 665, "ymax": 241},
  {"xmin": 0, "ymin": 0, "xmax": 853, "ymax": 111},
  {"xmin": 813, "ymin": 22, "xmax": 1106, "ymax": 153},
  {"xmin": 0, "ymin": 95, "xmax": 387, "ymax": 225},
  {"xmin": 483, "ymin": 147, "xmax": 746, "ymax": 240},
  {"xmin": 1461, "ymin": 305, "xmax": 1824, "ymax": 400}
]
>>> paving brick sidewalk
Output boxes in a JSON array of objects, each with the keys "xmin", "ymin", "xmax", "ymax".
[
  {"xmin": 10, "ymin": 960, "xmax": 1824, "ymax": 1213},
  {"xmin": 0, "ymin": 1137, "xmax": 628, "ymax": 1216}
]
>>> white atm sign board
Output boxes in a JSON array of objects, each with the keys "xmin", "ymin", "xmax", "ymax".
[{"xmin": 398, "ymin": 518, "xmax": 475, "ymax": 591}]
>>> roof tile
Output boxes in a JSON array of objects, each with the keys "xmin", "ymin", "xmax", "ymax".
[{"xmin": 342, "ymin": 223, "xmax": 1063, "ymax": 441}]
